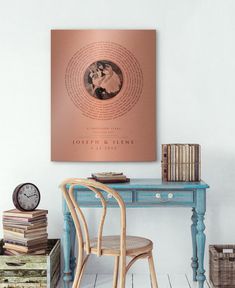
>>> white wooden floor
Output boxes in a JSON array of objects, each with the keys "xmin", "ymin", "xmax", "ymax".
[{"xmin": 58, "ymin": 274, "xmax": 212, "ymax": 287}]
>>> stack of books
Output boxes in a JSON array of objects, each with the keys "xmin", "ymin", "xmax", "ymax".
[
  {"xmin": 2, "ymin": 209, "xmax": 48, "ymax": 255},
  {"xmin": 90, "ymin": 172, "xmax": 130, "ymax": 183},
  {"xmin": 161, "ymin": 144, "xmax": 201, "ymax": 182}
]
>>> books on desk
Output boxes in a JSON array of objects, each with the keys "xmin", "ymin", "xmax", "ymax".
[
  {"xmin": 90, "ymin": 172, "xmax": 130, "ymax": 183},
  {"xmin": 2, "ymin": 209, "xmax": 48, "ymax": 255},
  {"xmin": 161, "ymin": 144, "xmax": 201, "ymax": 182}
]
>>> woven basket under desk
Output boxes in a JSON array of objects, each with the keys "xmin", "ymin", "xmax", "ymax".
[{"xmin": 209, "ymin": 245, "xmax": 235, "ymax": 288}]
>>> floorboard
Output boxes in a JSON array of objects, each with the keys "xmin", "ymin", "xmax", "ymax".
[
  {"xmin": 168, "ymin": 274, "xmax": 190, "ymax": 288},
  {"xmin": 186, "ymin": 274, "xmax": 197, "ymax": 288},
  {"xmin": 186, "ymin": 274, "xmax": 211, "ymax": 288},
  {"xmin": 81, "ymin": 274, "xmax": 97, "ymax": 287},
  {"xmin": 206, "ymin": 280, "xmax": 212, "ymax": 288},
  {"xmin": 157, "ymin": 274, "xmax": 171, "ymax": 288},
  {"xmin": 95, "ymin": 274, "xmax": 132, "ymax": 288},
  {"xmin": 132, "ymin": 274, "xmax": 151, "ymax": 288},
  {"xmin": 56, "ymin": 274, "xmax": 97, "ymax": 288},
  {"xmin": 57, "ymin": 273, "xmax": 213, "ymax": 287}
]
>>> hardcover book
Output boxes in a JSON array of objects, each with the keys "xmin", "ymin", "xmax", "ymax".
[{"xmin": 3, "ymin": 209, "xmax": 48, "ymax": 218}]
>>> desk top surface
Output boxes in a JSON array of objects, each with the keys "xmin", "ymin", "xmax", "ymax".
[{"xmin": 70, "ymin": 178, "xmax": 209, "ymax": 190}]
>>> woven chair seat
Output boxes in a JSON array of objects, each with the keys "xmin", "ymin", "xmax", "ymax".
[{"xmin": 90, "ymin": 235, "xmax": 153, "ymax": 256}]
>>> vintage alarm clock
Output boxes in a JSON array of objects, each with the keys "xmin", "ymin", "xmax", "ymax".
[{"xmin": 13, "ymin": 183, "xmax": 41, "ymax": 211}]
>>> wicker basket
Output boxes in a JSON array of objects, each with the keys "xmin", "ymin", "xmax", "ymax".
[{"xmin": 209, "ymin": 245, "xmax": 235, "ymax": 288}]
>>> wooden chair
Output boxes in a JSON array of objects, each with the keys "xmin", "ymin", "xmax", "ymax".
[{"xmin": 60, "ymin": 178, "xmax": 158, "ymax": 288}]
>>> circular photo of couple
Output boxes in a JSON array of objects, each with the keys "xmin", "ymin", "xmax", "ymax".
[{"xmin": 84, "ymin": 60, "xmax": 123, "ymax": 100}]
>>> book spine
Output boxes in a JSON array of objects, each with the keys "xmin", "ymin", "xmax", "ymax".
[
  {"xmin": 182, "ymin": 145, "xmax": 185, "ymax": 181},
  {"xmin": 3, "ymin": 244, "xmax": 28, "ymax": 253},
  {"xmin": 189, "ymin": 145, "xmax": 192, "ymax": 181},
  {"xmin": 175, "ymin": 144, "xmax": 179, "ymax": 181},
  {"xmin": 199, "ymin": 145, "xmax": 201, "ymax": 181},
  {"xmin": 3, "ymin": 212, "xmax": 48, "ymax": 219},
  {"xmin": 179, "ymin": 144, "xmax": 183, "ymax": 181},
  {"xmin": 180, "ymin": 145, "xmax": 184, "ymax": 181},
  {"xmin": 167, "ymin": 145, "xmax": 171, "ymax": 181},
  {"xmin": 184, "ymin": 145, "xmax": 188, "ymax": 181},
  {"xmin": 195, "ymin": 144, "xmax": 198, "ymax": 181},
  {"xmin": 171, "ymin": 144, "xmax": 175, "ymax": 181},
  {"xmin": 161, "ymin": 144, "xmax": 168, "ymax": 181},
  {"xmin": 192, "ymin": 144, "xmax": 195, "ymax": 181}
]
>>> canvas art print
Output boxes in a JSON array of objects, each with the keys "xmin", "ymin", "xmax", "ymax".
[{"xmin": 51, "ymin": 30, "xmax": 156, "ymax": 161}]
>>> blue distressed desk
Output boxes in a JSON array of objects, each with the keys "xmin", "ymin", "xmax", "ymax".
[{"xmin": 62, "ymin": 178, "xmax": 209, "ymax": 288}]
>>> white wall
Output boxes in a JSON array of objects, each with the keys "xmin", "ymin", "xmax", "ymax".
[{"xmin": 1, "ymin": 0, "xmax": 235, "ymax": 275}]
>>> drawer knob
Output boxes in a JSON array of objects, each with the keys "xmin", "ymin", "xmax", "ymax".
[
  {"xmin": 107, "ymin": 194, "xmax": 113, "ymax": 199},
  {"xmin": 168, "ymin": 193, "xmax": 174, "ymax": 199},
  {"xmin": 155, "ymin": 193, "xmax": 161, "ymax": 199},
  {"xmin": 95, "ymin": 194, "xmax": 100, "ymax": 199}
]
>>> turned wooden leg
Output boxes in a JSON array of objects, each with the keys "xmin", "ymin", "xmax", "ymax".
[
  {"xmin": 191, "ymin": 208, "xmax": 198, "ymax": 281},
  {"xmin": 148, "ymin": 252, "xmax": 158, "ymax": 288},
  {"xmin": 113, "ymin": 256, "xmax": 120, "ymax": 288},
  {"xmin": 70, "ymin": 217, "xmax": 76, "ymax": 281},
  {"xmin": 63, "ymin": 212, "xmax": 73, "ymax": 288},
  {"xmin": 196, "ymin": 189, "xmax": 206, "ymax": 288},
  {"xmin": 196, "ymin": 211, "xmax": 206, "ymax": 288}
]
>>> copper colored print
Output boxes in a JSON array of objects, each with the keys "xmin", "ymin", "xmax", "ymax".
[{"xmin": 51, "ymin": 30, "xmax": 156, "ymax": 161}]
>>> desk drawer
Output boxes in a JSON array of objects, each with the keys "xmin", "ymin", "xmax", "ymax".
[
  {"xmin": 136, "ymin": 191, "xmax": 194, "ymax": 204},
  {"xmin": 76, "ymin": 190, "xmax": 132, "ymax": 204}
]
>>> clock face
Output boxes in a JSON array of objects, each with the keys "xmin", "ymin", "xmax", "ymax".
[{"xmin": 15, "ymin": 183, "xmax": 40, "ymax": 211}]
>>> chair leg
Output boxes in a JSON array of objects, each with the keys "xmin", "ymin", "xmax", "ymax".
[
  {"xmin": 73, "ymin": 255, "xmax": 90, "ymax": 288},
  {"xmin": 113, "ymin": 256, "xmax": 120, "ymax": 288},
  {"xmin": 119, "ymin": 257, "xmax": 126, "ymax": 288},
  {"xmin": 72, "ymin": 265, "xmax": 82, "ymax": 288},
  {"xmin": 148, "ymin": 252, "xmax": 158, "ymax": 288}
]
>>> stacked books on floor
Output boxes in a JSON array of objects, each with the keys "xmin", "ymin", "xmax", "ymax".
[
  {"xmin": 2, "ymin": 209, "xmax": 48, "ymax": 255},
  {"xmin": 161, "ymin": 144, "xmax": 201, "ymax": 182},
  {"xmin": 90, "ymin": 172, "xmax": 130, "ymax": 183}
]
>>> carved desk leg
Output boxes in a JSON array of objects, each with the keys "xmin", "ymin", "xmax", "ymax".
[
  {"xmin": 191, "ymin": 208, "xmax": 198, "ymax": 281},
  {"xmin": 70, "ymin": 217, "xmax": 76, "ymax": 280},
  {"xmin": 196, "ymin": 189, "xmax": 206, "ymax": 288},
  {"xmin": 63, "ymin": 212, "xmax": 73, "ymax": 288}
]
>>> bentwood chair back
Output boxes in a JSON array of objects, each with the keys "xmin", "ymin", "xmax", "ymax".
[{"xmin": 60, "ymin": 178, "xmax": 158, "ymax": 288}]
